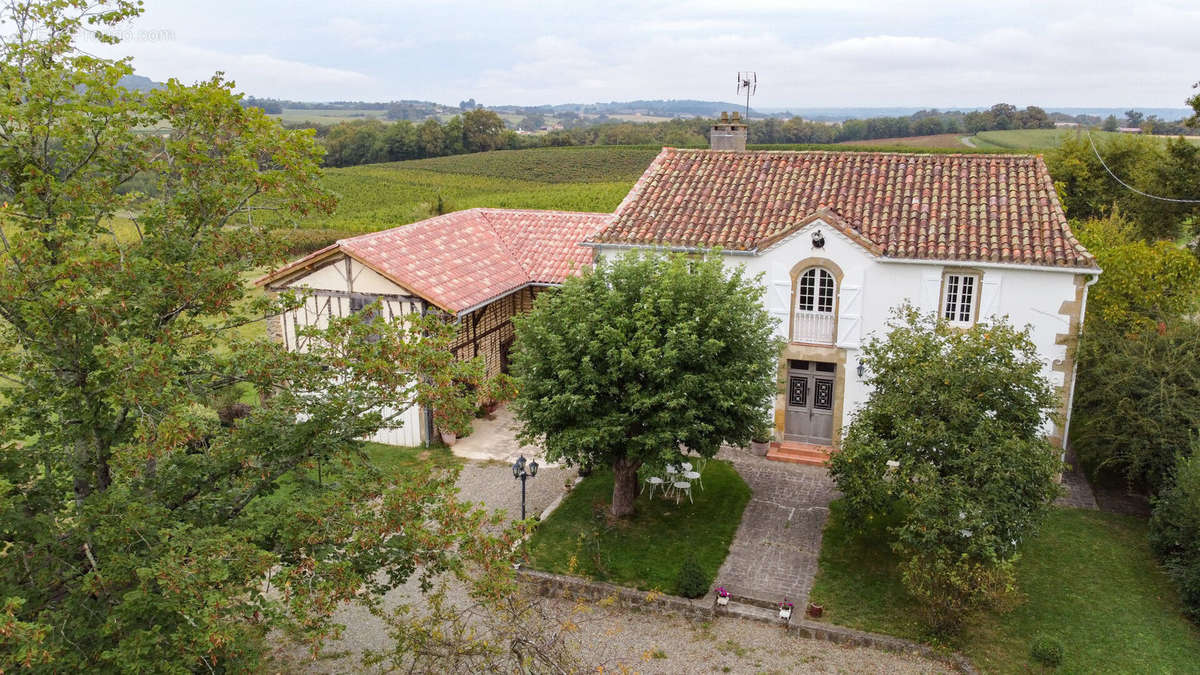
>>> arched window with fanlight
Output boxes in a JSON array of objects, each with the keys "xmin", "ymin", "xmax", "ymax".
[{"xmin": 793, "ymin": 266, "xmax": 837, "ymax": 344}]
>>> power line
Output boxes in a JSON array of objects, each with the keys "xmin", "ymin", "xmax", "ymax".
[{"xmin": 1086, "ymin": 131, "xmax": 1200, "ymax": 204}]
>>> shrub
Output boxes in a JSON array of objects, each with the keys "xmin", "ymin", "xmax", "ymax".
[
  {"xmin": 674, "ymin": 554, "xmax": 709, "ymax": 599},
  {"xmin": 829, "ymin": 307, "xmax": 1060, "ymax": 631},
  {"xmin": 1030, "ymin": 634, "xmax": 1065, "ymax": 667},
  {"xmin": 899, "ymin": 552, "xmax": 1018, "ymax": 633},
  {"xmin": 1150, "ymin": 447, "xmax": 1200, "ymax": 620}
]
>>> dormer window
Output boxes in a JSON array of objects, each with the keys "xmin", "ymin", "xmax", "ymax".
[{"xmin": 941, "ymin": 272, "xmax": 980, "ymax": 326}]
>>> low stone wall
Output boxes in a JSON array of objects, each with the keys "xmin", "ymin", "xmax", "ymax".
[
  {"xmin": 518, "ymin": 567, "xmax": 976, "ymax": 674},
  {"xmin": 515, "ymin": 568, "xmax": 712, "ymax": 622}
]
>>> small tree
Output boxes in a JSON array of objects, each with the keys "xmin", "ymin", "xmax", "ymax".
[
  {"xmin": 828, "ymin": 307, "xmax": 1061, "ymax": 631},
  {"xmin": 511, "ymin": 252, "xmax": 779, "ymax": 517}
]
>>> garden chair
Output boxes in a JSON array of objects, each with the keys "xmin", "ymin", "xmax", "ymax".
[
  {"xmin": 672, "ymin": 479, "xmax": 693, "ymax": 504},
  {"xmin": 682, "ymin": 469, "xmax": 703, "ymax": 490},
  {"xmin": 641, "ymin": 475, "xmax": 665, "ymax": 500}
]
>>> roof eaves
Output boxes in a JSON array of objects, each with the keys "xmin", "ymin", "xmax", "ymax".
[{"xmin": 255, "ymin": 243, "xmax": 343, "ymax": 287}]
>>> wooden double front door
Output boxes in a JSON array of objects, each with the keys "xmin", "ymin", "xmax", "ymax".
[{"xmin": 784, "ymin": 359, "xmax": 836, "ymax": 445}]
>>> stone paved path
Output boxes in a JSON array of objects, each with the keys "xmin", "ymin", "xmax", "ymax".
[
  {"xmin": 1055, "ymin": 449, "xmax": 1099, "ymax": 510},
  {"xmin": 714, "ymin": 446, "xmax": 839, "ymax": 608}
]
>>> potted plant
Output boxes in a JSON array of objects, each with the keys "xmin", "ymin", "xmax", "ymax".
[
  {"xmin": 433, "ymin": 408, "xmax": 472, "ymax": 447},
  {"xmin": 779, "ymin": 599, "xmax": 793, "ymax": 621},
  {"xmin": 806, "ymin": 602, "xmax": 824, "ymax": 618},
  {"xmin": 479, "ymin": 373, "xmax": 518, "ymax": 417},
  {"xmin": 750, "ymin": 416, "xmax": 774, "ymax": 456},
  {"xmin": 715, "ymin": 586, "xmax": 730, "ymax": 607}
]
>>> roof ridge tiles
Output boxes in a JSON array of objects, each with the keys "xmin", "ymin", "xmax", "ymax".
[{"xmin": 477, "ymin": 209, "xmax": 536, "ymax": 282}]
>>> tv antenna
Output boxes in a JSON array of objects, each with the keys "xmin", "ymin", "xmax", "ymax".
[{"xmin": 737, "ymin": 71, "xmax": 757, "ymax": 118}]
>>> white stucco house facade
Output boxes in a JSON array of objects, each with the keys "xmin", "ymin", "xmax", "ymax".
[
  {"xmin": 585, "ymin": 145, "xmax": 1099, "ymax": 463},
  {"xmin": 260, "ymin": 131, "xmax": 1099, "ymax": 463}
]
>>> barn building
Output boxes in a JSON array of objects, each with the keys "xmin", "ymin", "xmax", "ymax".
[{"xmin": 256, "ymin": 208, "xmax": 610, "ymax": 445}]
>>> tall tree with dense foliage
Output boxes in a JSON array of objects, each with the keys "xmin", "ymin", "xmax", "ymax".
[
  {"xmin": 828, "ymin": 307, "xmax": 1061, "ymax": 631},
  {"xmin": 511, "ymin": 252, "xmax": 779, "ymax": 517},
  {"xmin": 1069, "ymin": 215, "xmax": 1200, "ymax": 490},
  {"xmin": 1074, "ymin": 214, "xmax": 1200, "ymax": 333},
  {"xmin": 0, "ymin": 1, "xmax": 515, "ymax": 670}
]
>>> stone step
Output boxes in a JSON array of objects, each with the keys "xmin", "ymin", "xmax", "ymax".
[{"xmin": 766, "ymin": 442, "xmax": 832, "ymax": 466}]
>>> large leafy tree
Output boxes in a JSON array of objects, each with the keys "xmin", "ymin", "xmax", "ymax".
[
  {"xmin": 511, "ymin": 252, "xmax": 779, "ymax": 518},
  {"xmin": 828, "ymin": 307, "xmax": 1061, "ymax": 631},
  {"xmin": 1069, "ymin": 215, "xmax": 1200, "ymax": 490},
  {"xmin": 0, "ymin": 1, "xmax": 507, "ymax": 670}
]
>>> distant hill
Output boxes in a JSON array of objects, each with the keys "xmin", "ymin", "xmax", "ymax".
[
  {"xmin": 499, "ymin": 99, "xmax": 761, "ymax": 118},
  {"xmin": 758, "ymin": 106, "xmax": 1194, "ymax": 122},
  {"xmin": 117, "ymin": 74, "xmax": 163, "ymax": 92}
]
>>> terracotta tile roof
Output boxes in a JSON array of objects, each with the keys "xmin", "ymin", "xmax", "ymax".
[
  {"xmin": 589, "ymin": 148, "xmax": 1097, "ymax": 269},
  {"xmin": 258, "ymin": 209, "xmax": 609, "ymax": 314}
]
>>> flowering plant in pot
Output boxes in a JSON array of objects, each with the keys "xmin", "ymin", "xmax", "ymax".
[
  {"xmin": 779, "ymin": 599, "xmax": 794, "ymax": 620},
  {"xmin": 715, "ymin": 586, "xmax": 730, "ymax": 606},
  {"xmin": 749, "ymin": 416, "xmax": 774, "ymax": 456}
]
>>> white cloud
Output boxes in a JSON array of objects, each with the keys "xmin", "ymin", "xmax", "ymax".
[
  {"xmin": 327, "ymin": 17, "xmax": 415, "ymax": 52},
  {"xmin": 83, "ymin": 0, "xmax": 1200, "ymax": 107},
  {"xmin": 100, "ymin": 42, "xmax": 379, "ymax": 100}
]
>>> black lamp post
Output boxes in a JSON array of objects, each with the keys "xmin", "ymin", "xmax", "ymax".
[{"xmin": 512, "ymin": 454, "xmax": 539, "ymax": 520}]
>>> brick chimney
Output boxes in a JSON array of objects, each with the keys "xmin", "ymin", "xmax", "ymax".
[{"xmin": 710, "ymin": 111, "xmax": 747, "ymax": 151}]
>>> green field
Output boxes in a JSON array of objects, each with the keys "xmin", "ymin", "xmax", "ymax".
[
  {"xmin": 270, "ymin": 108, "xmax": 391, "ymax": 125},
  {"xmin": 281, "ymin": 146, "xmax": 659, "ymax": 236},
  {"xmin": 967, "ymin": 128, "xmax": 1200, "ymax": 151}
]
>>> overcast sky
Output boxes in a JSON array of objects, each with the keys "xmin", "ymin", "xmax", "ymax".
[{"xmin": 89, "ymin": 0, "xmax": 1200, "ymax": 109}]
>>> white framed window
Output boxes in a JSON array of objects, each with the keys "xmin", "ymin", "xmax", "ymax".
[
  {"xmin": 793, "ymin": 267, "xmax": 837, "ymax": 344},
  {"xmin": 941, "ymin": 272, "xmax": 979, "ymax": 325}
]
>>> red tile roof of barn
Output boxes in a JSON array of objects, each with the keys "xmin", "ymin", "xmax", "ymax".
[
  {"xmin": 588, "ymin": 148, "xmax": 1097, "ymax": 269},
  {"xmin": 259, "ymin": 209, "xmax": 609, "ymax": 314}
]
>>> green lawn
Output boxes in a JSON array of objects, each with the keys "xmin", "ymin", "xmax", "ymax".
[
  {"xmin": 810, "ymin": 501, "xmax": 1200, "ymax": 673},
  {"xmin": 523, "ymin": 460, "xmax": 750, "ymax": 594}
]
